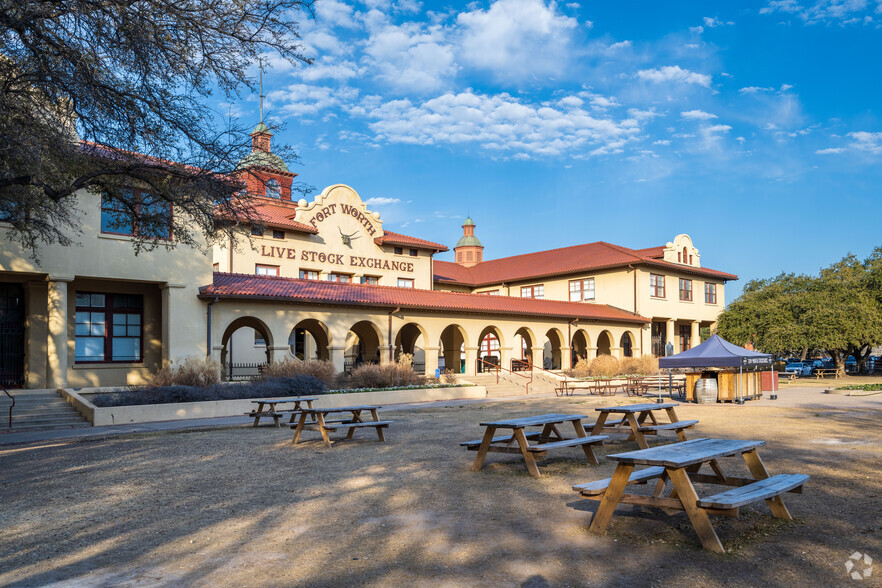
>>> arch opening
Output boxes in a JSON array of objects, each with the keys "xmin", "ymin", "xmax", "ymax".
[
  {"xmin": 571, "ymin": 329, "xmax": 590, "ymax": 367},
  {"xmin": 289, "ymin": 319, "xmax": 331, "ymax": 362},
  {"xmin": 597, "ymin": 330, "xmax": 613, "ymax": 356},
  {"xmin": 438, "ymin": 324, "xmax": 468, "ymax": 374},
  {"xmin": 544, "ymin": 328, "xmax": 564, "ymax": 370},
  {"xmin": 345, "ymin": 320, "xmax": 383, "ymax": 373},
  {"xmin": 477, "ymin": 326, "xmax": 503, "ymax": 373},
  {"xmin": 395, "ymin": 322, "xmax": 427, "ymax": 374},
  {"xmin": 219, "ymin": 316, "xmax": 273, "ymax": 381},
  {"xmin": 620, "ymin": 331, "xmax": 634, "ymax": 358}
]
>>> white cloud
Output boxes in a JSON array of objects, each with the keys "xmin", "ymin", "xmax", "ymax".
[
  {"xmin": 703, "ymin": 16, "xmax": 735, "ymax": 27},
  {"xmin": 363, "ymin": 17, "xmax": 457, "ymax": 93},
  {"xmin": 627, "ymin": 107, "xmax": 662, "ymax": 121},
  {"xmin": 848, "ymin": 131, "xmax": 882, "ymax": 154},
  {"xmin": 635, "ymin": 66, "xmax": 712, "ymax": 87},
  {"xmin": 816, "ymin": 147, "xmax": 845, "ymax": 154},
  {"xmin": 739, "ymin": 84, "xmax": 793, "ymax": 94},
  {"xmin": 456, "ymin": 0, "xmax": 579, "ymax": 81},
  {"xmin": 364, "ymin": 197, "xmax": 402, "ymax": 205},
  {"xmin": 315, "ymin": 0, "xmax": 358, "ymax": 28},
  {"xmin": 361, "ymin": 90, "xmax": 640, "ymax": 157},
  {"xmin": 681, "ymin": 109, "xmax": 718, "ymax": 120},
  {"xmin": 269, "ymin": 84, "xmax": 358, "ymax": 116},
  {"xmin": 760, "ymin": 0, "xmax": 875, "ymax": 24},
  {"xmin": 689, "ymin": 26, "xmax": 704, "ymax": 34},
  {"xmin": 653, "ymin": 139, "xmax": 671, "ymax": 145},
  {"xmin": 298, "ymin": 57, "xmax": 361, "ymax": 82}
]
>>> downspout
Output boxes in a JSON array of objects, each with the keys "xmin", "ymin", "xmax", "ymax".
[
  {"xmin": 229, "ymin": 234, "xmax": 234, "ymax": 273},
  {"xmin": 568, "ymin": 318, "xmax": 578, "ymax": 368},
  {"xmin": 388, "ymin": 306, "xmax": 401, "ymax": 363},
  {"xmin": 206, "ymin": 296, "xmax": 218, "ymax": 357},
  {"xmin": 630, "ymin": 264, "xmax": 643, "ymax": 356}
]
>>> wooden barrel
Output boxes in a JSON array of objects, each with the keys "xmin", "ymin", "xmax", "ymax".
[{"xmin": 695, "ymin": 378, "xmax": 718, "ymax": 404}]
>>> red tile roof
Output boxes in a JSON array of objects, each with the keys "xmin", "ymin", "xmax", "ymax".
[
  {"xmin": 634, "ymin": 246, "xmax": 665, "ymax": 259},
  {"xmin": 434, "ymin": 241, "xmax": 737, "ymax": 286},
  {"xmin": 375, "ymin": 230, "xmax": 449, "ymax": 252},
  {"xmin": 201, "ymin": 273, "xmax": 649, "ymax": 323},
  {"xmin": 253, "ymin": 199, "xmax": 318, "ymax": 233}
]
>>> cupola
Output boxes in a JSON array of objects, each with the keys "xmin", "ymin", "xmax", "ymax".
[{"xmin": 454, "ymin": 216, "xmax": 484, "ymax": 267}]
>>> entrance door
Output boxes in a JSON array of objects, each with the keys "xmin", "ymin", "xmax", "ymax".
[
  {"xmin": 0, "ymin": 283, "xmax": 25, "ymax": 388},
  {"xmin": 651, "ymin": 322, "xmax": 666, "ymax": 357}
]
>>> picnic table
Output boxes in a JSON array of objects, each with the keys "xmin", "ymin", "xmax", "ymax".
[
  {"xmin": 554, "ymin": 379, "xmax": 621, "ymax": 397},
  {"xmin": 778, "ymin": 372, "xmax": 798, "ymax": 384},
  {"xmin": 462, "ymin": 413, "xmax": 608, "ymax": 477},
  {"xmin": 291, "ymin": 405, "xmax": 393, "ymax": 446},
  {"xmin": 248, "ymin": 397, "xmax": 318, "ymax": 427},
  {"xmin": 589, "ymin": 403, "xmax": 698, "ymax": 449},
  {"xmin": 814, "ymin": 368, "xmax": 839, "ymax": 379},
  {"xmin": 574, "ymin": 438, "xmax": 809, "ymax": 552},
  {"xmin": 637, "ymin": 376, "xmax": 687, "ymax": 399}
]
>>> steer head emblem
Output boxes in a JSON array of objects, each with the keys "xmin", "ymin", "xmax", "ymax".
[{"xmin": 339, "ymin": 227, "xmax": 360, "ymax": 247}]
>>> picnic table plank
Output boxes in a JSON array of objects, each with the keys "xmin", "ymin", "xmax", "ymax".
[
  {"xmin": 607, "ymin": 438, "xmax": 766, "ymax": 468},
  {"xmin": 595, "ymin": 403, "xmax": 679, "ymax": 413},
  {"xmin": 697, "ymin": 474, "xmax": 809, "ymax": 509},
  {"xmin": 480, "ymin": 413, "xmax": 588, "ymax": 428}
]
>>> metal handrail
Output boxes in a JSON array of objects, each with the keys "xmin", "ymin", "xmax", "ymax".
[
  {"xmin": 476, "ymin": 357, "xmax": 532, "ymax": 394},
  {"xmin": 1, "ymin": 383, "xmax": 14, "ymax": 429},
  {"xmin": 525, "ymin": 359, "xmax": 566, "ymax": 381}
]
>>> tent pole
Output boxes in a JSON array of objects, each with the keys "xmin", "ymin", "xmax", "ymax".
[
  {"xmin": 769, "ymin": 365, "xmax": 777, "ymax": 400},
  {"xmin": 737, "ymin": 365, "xmax": 744, "ymax": 405},
  {"xmin": 657, "ymin": 368, "xmax": 663, "ymax": 404}
]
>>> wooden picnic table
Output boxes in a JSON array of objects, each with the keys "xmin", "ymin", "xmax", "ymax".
[
  {"xmin": 248, "ymin": 397, "xmax": 318, "ymax": 427},
  {"xmin": 589, "ymin": 403, "xmax": 698, "ymax": 449},
  {"xmin": 554, "ymin": 379, "xmax": 621, "ymax": 397},
  {"xmin": 575, "ymin": 438, "xmax": 809, "ymax": 552},
  {"xmin": 814, "ymin": 368, "xmax": 839, "ymax": 379},
  {"xmin": 463, "ymin": 413, "xmax": 608, "ymax": 477},
  {"xmin": 291, "ymin": 405, "xmax": 393, "ymax": 446}
]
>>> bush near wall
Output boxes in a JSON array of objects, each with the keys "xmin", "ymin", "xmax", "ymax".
[
  {"xmin": 91, "ymin": 376, "xmax": 326, "ymax": 407},
  {"xmin": 148, "ymin": 357, "xmax": 221, "ymax": 387},
  {"xmin": 258, "ymin": 359, "xmax": 337, "ymax": 389},
  {"xmin": 565, "ymin": 355, "xmax": 660, "ymax": 379}
]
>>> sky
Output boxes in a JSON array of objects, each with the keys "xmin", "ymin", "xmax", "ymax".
[{"xmin": 224, "ymin": 0, "xmax": 882, "ymax": 301}]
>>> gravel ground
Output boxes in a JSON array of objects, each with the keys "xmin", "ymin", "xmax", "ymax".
[{"xmin": 1, "ymin": 392, "xmax": 880, "ymax": 587}]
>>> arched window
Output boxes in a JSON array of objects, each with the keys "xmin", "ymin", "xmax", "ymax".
[
  {"xmin": 683, "ymin": 246, "xmax": 688, "ymax": 264},
  {"xmin": 265, "ymin": 178, "xmax": 281, "ymax": 199}
]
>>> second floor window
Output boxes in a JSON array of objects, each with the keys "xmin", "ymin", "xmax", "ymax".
[
  {"xmin": 650, "ymin": 274, "xmax": 665, "ymax": 298},
  {"xmin": 397, "ymin": 278, "xmax": 414, "ymax": 288},
  {"xmin": 679, "ymin": 278, "xmax": 693, "ymax": 301},
  {"xmin": 569, "ymin": 278, "xmax": 595, "ymax": 302},
  {"xmin": 265, "ymin": 179, "xmax": 281, "ymax": 199},
  {"xmin": 521, "ymin": 285, "xmax": 544, "ymax": 299},
  {"xmin": 255, "ymin": 264, "xmax": 279, "ymax": 276},
  {"xmin": 705, "ymin": 283, "xmax": 718, "ymax": 304},
  {"xmin": 299, "ymin": 270, "xmax": 319, "ymax": 280},
  {"xmin": 328, "ymin": 273, "xmax": 352, "ymax": 283},
  {"xmin": 101, "ymin": 189, "xmax": 171, "ymax": 239},
  {"xmin": 361, "ymin": 276, "xmax": 380, "ymax": 285}
]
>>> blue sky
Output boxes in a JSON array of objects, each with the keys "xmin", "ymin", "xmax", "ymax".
[{"xmin": 226, "ymin": 0, "xmax": 882, "ymax": 301}]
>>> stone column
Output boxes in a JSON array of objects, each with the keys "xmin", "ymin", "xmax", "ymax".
[
  {"xmin": 463, "ymin": 346, "xmax": 478, "ymax": 375},
  {"xmin": 160, "ymin": 283, "xmax": 189, "ymax": 364},
  {"xmin": 423, "ymin": 346, "xmax": 440, "ymax": 377},
  {"xmin": 379, "ymin": 346, "xmax": 392, "ymax": 365},
  {"xmin": 269, "ymin": 345, "xmax": 290, "ymax": 364},
  {"xmin": 588, "ymin": 346, "xmax": 598, "ymax": 360},
  {"xmin": 691, "ymin": 321, "xmax": 701, "ymax": 349},
  {"xmin": 530, "ymin": 346, "xmax": 545, "ymax": 369},
  {"xmin": 329, "ymin": 346, "xmax": 346, "ymax": 374},
  {"xmin": 47, "ymin": 276, "xmax": 73, "ymax": 390},
  {"xmin": 611, "ymin": 346, "xmax": 623, "ymax": 359},
  {"xmin": 498, "ymin": 346, "xmax": 512, "ymax": 371},
  {"xmin": 665, "ymin": 319, "xmax": 675, "ymax": 350},
  {"xmin": 560, "ymin": 346, "xmax": 572, "ymax": 370}
]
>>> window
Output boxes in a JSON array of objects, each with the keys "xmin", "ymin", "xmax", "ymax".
[
  {"xmin": 251, "ymin": 226, "xmax": 264, "ymax": 237},
  {"xmin": 679, "ymin": 278, "xmax": 693, "ymax": 301},
  {"xmin": 299, "ymin": 270, "xmax": 319, "ymax": 280},
  {"xmin": 394, "ymin": 247, "xmax": 403, "ymax": 255},
  {"xmin": 679, "ymin": 325, "xmax": 691, "ymax": 352},
  {"xmin": 477, "ymin": 290, "xmax": 500, "ymax": 296},
  {"xmin": 255, "ymin": 264, "xmax": 279, "ymax": 276},
  {"xmin": 265, "ymin": 178, "xmax": 281, "ymax": 199},
  {"xmin": 457, "ymin": 252, "xmax": 463, "ymax": 262},
  {"xmin": 272, "ymin": 229, "xmax": 285, "ymax": 239},
  {"xmin": 466, "ymin": 250, "xmax": 473, "ymax": 261},
  {"xmin": 361, "ymin": 276, "xmax": 380, "ymax": 285},
  {"xmin": 650, "ymin": 274, "xmax": 665, "ymax": 298},
  {"xmin": 100, "ymin": 189, "xmax": 171, "ymax": 239},
  {"xmin": 212, "ymin": 263, "xmax": 219, "ymax": 272},
  {"xmin": 327, "ymin": 273, "xmax": 352, "ymax": 283},
  {"xmin": 521, "ymin": 285, "xmax": 544, "ymax": 299},
  {"xmin": 397, "ymin": 278, "xmax": 414, "ymax": 288},
  {"xmin": 409, "ymin": 248, "xmax": 418, "ymax": 257},
  {"xmin": 705, "ymin": 283, "xmax": 718, "ymax": 304},
  {"xmin": 569, "ymin": 278, "xmax": 595, "ymax": 302},
  {"xmin": 254, "ymin": 330, "xmax": 266, "ymax": 346},
  {"xmin": 75, "ymin": 293, "xmax": 142, "ymax": 363}
]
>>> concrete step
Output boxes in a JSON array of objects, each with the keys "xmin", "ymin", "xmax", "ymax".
[
  {"xmin": 0, "ymin": 390, "xmax": 91, "ymax": 430},
  {"xmin": 1, "ymin": 422, "xmax": 93, "ymax": 434},
  {"xmin": 12, "ymin": 414, "xmax": 88, "ymax": 424}
]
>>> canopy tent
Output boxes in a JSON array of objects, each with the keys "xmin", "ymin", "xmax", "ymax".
[{"xmin": 658, "ymin": 334, "xmax": 773, "ymax": 369}]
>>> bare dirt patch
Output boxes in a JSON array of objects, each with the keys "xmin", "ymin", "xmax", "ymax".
[{"xmin": 1, "ymin": 394, "xmax": 881, "ymax": 587}]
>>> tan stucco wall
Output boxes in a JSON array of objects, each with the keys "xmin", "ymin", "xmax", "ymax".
[{"xmin": 0, "ymin": 190, "xmax": 212, "ymax": 388}]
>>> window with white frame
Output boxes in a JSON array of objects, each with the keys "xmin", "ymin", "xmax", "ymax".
[
  {"xmin": 397, "ymin": 278, "xmax": 414, "ymax": 288},
  {"xmin": 520, "ymin": 285, "xmax": 544, "ymax": 299},
  {"xmin": 299, "ymin": 270, "xmax": 319, "ymax": 280},
  {"xmin": 255, "ymin": 264, "xmax": 279, "ymax": 276},
  {"xmin": 705, "ymin": 283, "xmax": 717, "ymax": 304},
  {"xmin": 679, "ymin": 278, "xmax": 693, "ymax": 301},
  {"xmin": 650, "ymin": 273, "xmax": 665, "ymax": 298},
  {"xmin": 569, "ymin": 278, "xmax": 595, "ymax": 301}
]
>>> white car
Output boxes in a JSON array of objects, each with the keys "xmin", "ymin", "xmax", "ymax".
[{"xmin": 785, "ymin": 362, "xmax": 812, "ymax": 377}]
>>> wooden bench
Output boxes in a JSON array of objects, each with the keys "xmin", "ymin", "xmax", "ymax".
[
  {"xmin": 555, "ymin": 380, "xmax": 619, "ymax": 397},
  {"xmin": 637, "ymin": 419, "xmax": 699, "ymax": 442},
  {"xmin": 697, "ymin": 474, "xmax": 809, "ymax": 509},
  {"xmin": 460, "ymin": 431, "xmax": 542, "ymax": 449},
  {"xmin": 778, "ymin": 372, "xmax": 798, "ymax": 384},
  {"xmin": 583, "ymin": 417, "xmax": 625, "ymax": 430},
  {"xmin": 638, "ymin": 377, "xmax": 686, "ymax": 399},
  {"xmin": 573, "ymin": 466, "xmax": 666, "ymax": 495},
  {"xmin": 814, "ymin": 368, "xmax": 839, "ymax": 379},
  {"xmin": 525, "ymin": 435, "xmax": 607, "ymax": 454},
  {"xmin": 322, "ymin": 420, "xmax": 394, "ymax": 442}
]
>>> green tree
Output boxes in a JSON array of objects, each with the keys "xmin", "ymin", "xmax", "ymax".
[{"xmin": 0, "ymin": 0, "xmax": 313, "ymax": 255}]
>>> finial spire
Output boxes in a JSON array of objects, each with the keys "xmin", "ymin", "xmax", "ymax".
[{"xmin": 258, "ymin": 57, "xmax": 265, "ymax": 124}]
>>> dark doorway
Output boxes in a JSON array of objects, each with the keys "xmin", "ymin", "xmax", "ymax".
[
  {"xmin": 0, "ymin": 283, "xmax": 25, "ymax": 388},
  {"xmin": 651, "ymin": 322, "xmax": 666, "ymax": 357}
]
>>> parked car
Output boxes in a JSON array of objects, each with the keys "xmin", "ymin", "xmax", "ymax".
[{"xmin": 785, "ymin": 362, "xmax": 812, "ymax": 376}]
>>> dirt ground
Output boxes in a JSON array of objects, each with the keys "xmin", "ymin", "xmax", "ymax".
[{"xmin": 1, "ymin": 389, "xmax": 881, "ymax": 587}]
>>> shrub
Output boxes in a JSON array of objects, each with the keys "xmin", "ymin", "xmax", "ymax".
[
  {"xmin": 589, "ymin": 355, "xmax": 620, "ymax": 378},
  {"xmin": 148, "ymin": 357, "xmax": 220, "ymax": 387},
  {"xmin": 258, "ymin": 359, "xmax": 337, "ymax": 389},
  {"xmin": 440, "ymin": 369, "xmax": 459, "ymax": 384},
  {"xmin": 567, "ymin": 357, "xmax": 591, "ymax": 378},
  {"xmin": 342, "ymin": 362, "xmax": 426, "ymax": 390},
  {"xmin": 90, "ymin": 376, "xmax": 326, "ymax": 407},
  {"xmin": 618, "ymin": 355, "xmax": 658, "ymax": 376}
]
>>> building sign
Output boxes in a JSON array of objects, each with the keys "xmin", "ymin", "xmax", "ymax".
[
  {"xmin": 259, "ymin": 245, "xmax": 414, "ymax": 273},
  {"xmin": 307, "ymin": 203, "xmax": 377, "ymax": 236}
]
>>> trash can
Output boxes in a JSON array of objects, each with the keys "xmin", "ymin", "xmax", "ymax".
[{"xmin": 761, "ymin": 370, "xmax": 779, "ymax": 392}]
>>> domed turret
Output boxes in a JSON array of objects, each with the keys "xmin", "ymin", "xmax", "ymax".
[{"xmin": 454, "ymin": 216, "xmax": 484, "ymax": 267}]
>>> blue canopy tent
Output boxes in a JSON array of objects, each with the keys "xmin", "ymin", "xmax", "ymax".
[{"xmin": 658, "ymin": 335, "xmax": 773, "ymax": 403}]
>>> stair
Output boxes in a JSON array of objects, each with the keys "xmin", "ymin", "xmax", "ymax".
[
  {"xmin": 0, "ymin": 390, "xmax": 92, "ymax": 433},
  {"xmin": 460, "ymin": 371, "xmax": 562, "ymax": 397}
]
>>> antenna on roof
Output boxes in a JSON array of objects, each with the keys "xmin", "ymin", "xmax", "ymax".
[{"xmin": 258, "ymin": 57, "xmax": 265, "ymax": 124}]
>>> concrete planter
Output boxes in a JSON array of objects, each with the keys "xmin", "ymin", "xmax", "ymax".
[{"xmin": 64, "ymin": 385, "xmax": 487, "ymax": 427}]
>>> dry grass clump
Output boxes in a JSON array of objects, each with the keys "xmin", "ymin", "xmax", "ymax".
[
  {"xmin": 148, "ymin": 357, "xmax": 220, "ymax": 387},
  {"xmin": 440, "ymin": 369, "xmax": 459, "ymax": 384},
  {"xmin": 619, "ymin": 355, "xmax": 659, "ymax": 376},
  {"xmin": 589, "ymin": 355, "xmax": 620, "ymax": 378},
  {"xmin": 259, "ymin": 359, "xmax": 337, "ymax": 389},
  {"xmin": 568, "ymin": 357, "xmax": 591, "ymax": 377},
  {"xmin": 344, "ymin": 362, "xmax": 426, "ymax": 389}
]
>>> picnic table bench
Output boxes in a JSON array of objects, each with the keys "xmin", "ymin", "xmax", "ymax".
[
  {"xmin": 636, "ymin": 376, "xmax": 687, "ymax": 399},
  {"xmin": 814, "ymin": 368, "xmax": 840, "ymax": 379},
  {"xmin": 554, "ymin": 380, "xmax": 620, "ymax": 397},
  {"xmin": 247, "ymin": 397, "xmax": 318, "ymax": 427},
  {"xmin": 463, "ymin": 413, "xmax": 608, "ymax": 477},
  {"xmin": 291, "ymin": 405, "xmax": 392, "ymax": 446},
  {"xmin": 778, "ymin": 372, "xmax": 798, "ymax": 384},
  {"xmin": 574, "ymin": 437, "xmax": 809, "ymax": 552},
  {"xmin": 589, "ymin": 403, "xmax": 697, "ymax": 449}
]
